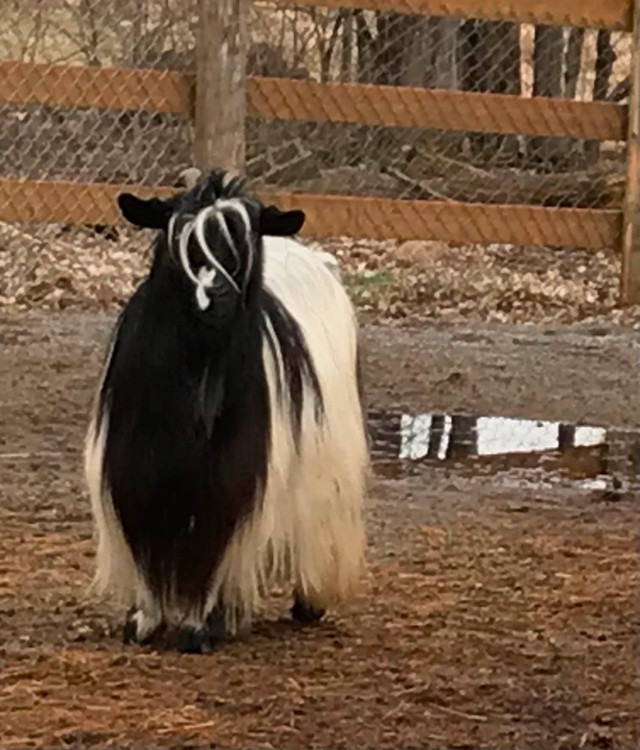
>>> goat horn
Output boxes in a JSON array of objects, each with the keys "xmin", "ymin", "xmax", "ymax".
[{"xmin": 177, "ymin": 167, "xmax": 202, "ymax": 189}]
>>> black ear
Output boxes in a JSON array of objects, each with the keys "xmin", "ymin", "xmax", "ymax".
[
  {"xmin": 259, "ymin": 205, "xmax": 305, "ymax": 236},
  {"xmin": 117, "ymin": 193, "xmax": 172, "ymax": 229}
]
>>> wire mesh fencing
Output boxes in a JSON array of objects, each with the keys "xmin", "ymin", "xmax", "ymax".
[
  {"xmin": 0, "ymin": 2, "xmax": 632, "ymax": 199},
  {"xmin": 0, "ymin": 0, "xmax": 635, "ymax": 318},
  {"xmin": 247, "ymin": 4, "xmax": 631, "ymax": 207},
  {"xmin": 0, "ymin": 0, "xmax": 195, "ymax": 185},
  {"xmin": 0, "ymin": 0, "xmax": 196, "ymax": 309}
]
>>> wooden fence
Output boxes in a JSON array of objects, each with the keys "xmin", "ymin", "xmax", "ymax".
[{"xmin": 0, "ymin": 0, "xmax": 637, "ymax": 303}]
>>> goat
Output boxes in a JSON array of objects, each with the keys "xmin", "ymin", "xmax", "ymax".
[
  {"xmin": 177, "ymin": 167, "xmax": 342, "ymax": 282},
  {"xmin": 84, "ymin": 170, "xmax": 368, "ymax": 653}
]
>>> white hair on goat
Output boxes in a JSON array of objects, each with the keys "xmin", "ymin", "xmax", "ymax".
[
  {"xmin": 84, "ymin": 171, "xmax": 368, "ymax": 652},
  {"xmin": 177, "ymin": 166, "xmax": 339, "ymax": 282},
  {"xmin": 202, "ymin": 234, "xmax": 366, "ymax": 631}
]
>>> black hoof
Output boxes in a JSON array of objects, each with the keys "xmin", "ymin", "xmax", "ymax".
[
  {"xmin": 177, "ymin": 627, "xmax": 214, "ymax": 654},
  {"xmin": 177, "ymin": 608, "xmax": 227, "ymax": 654},
  {"xmin": 291, "ymin": 597, "xmax": 325, "ymax": 625},
  {"xmin": 206, "ymin": 607, "xmax": 227, "ymax": 643},
  {"xmin": 122, "ymin": 607, "xmax": 160, "ymax": 646},
  {"xmin": 122, "ymin": 617, "xmax": 138, "ymax": 645}
]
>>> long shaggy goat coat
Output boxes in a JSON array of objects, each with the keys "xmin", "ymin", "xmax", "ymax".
[{"xmin": 84, "ymin": 173, "xmax": 368, "ymax": 638}]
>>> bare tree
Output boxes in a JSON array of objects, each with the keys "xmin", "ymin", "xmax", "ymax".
[
  {"xmin": 460, "ymin": 20, "xmax": 521, "ymax": 161},
  {"xmin": 530, "ymin": 24, "xmax": 564, "ymax": 169},
  {"xmin": 318, "ymin": 10, "xmax": 344, "ymax": 81},
  {"xmin": 585, "ymin": 30, "xmax": 617, "ymax": 163},
  {"xmin": 564, "ymin": 27, "xmax": 585, "ymax": 99},
  {"xmin": 10, "ymin": 0, "xmax": 50, "ymax": 62},
  {"xmin": 55, "ymin": 0, "xmax": 102, "ymax": 65},
  {"xmin": 354, "ymin": 11, "xmax": 459, "ymax": 88},
  {"xmin": 593, "ymin": 30, "xmax": 616, "ymax": 100},
  {"xmin": 608, "ymin": 75, "xmax": 631, "ymax": 102},
  {"xmin": 429, "ymin": 18, "xmax": 459, "ymax": 90},
  {"xmin": 340, "ymin": 9, "xmax": 354, "ymax": 81}
]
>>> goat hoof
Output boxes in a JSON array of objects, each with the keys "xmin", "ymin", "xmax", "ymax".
[
  {"xmin": 177, "ymin": 609, "xmax": 226, "ymax": 654},
  {"xmin": 122, "ymin": 606, "xmax": 160, "ymax": 646},
  {"xmin": 177, "ymin": 627, "xmax": 216, "ymax": 654},
  {"xmin": 123, "ymin": 618, "xmax": 137, "ymax": 645},
  {"xmin": 123, "ymin": 606, "xmax": 142, "ymax": 645},
  {"xmin": 291, "ymin": 597, "xmax": 325, "ymax": 625},
  {"xmin": 206, "ymin": 608, "xmax": 227, "ymax": 643}
]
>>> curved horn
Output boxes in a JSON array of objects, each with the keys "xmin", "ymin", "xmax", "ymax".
[{"xmin": 177, "ymin": 167, "xmax": 203, "ymax": 189}]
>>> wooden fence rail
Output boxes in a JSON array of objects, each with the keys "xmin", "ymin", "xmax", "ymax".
[
  {"xmin": 0, "ymin": 0, "xmax": 637, "ymax": 302},
  {"xmin": 0, "ymin": 61, "xmax": 628, "ymax": 141},
  {"xmin": 0, "ymin": 177, "xmax": 621, "ymax": 249}
]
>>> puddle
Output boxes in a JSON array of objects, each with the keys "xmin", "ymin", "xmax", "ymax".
[
  {"xmin": 399, "ymin": 415, "xmax": 606, "ymax": 460},
  {"xmin": 368, "ymin": 409, "xmax": 639, "ymax": 494}
]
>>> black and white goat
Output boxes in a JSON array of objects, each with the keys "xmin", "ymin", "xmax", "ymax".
[{"xmin": 84, "ymin": 170, "xmax": 368, "ymax": 653}]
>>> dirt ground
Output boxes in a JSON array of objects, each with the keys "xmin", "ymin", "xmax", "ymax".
[{"xmin": 0, "ymin": 311, "xmax": 638, "ymax": 749}]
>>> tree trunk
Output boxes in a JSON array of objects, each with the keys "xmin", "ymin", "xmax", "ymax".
[
  {"xmin": 460, "ymin": 20, "xmax": 521, "ymax": 162},
  {"xmin": 195, "ymin": 0, "xmax": 247, "ymax": 172},
  {"xmin": 427, "ymin": 18, "xmax": 463, "ymax": 155},
  {"xmin": 530, "ymin": 25, "xmax": 564, "ymax": 169},
  {"xmin": 401, "ymin": 16, "xmax": 433, "ymax": 88},
  {"xmin": 532, "ymin": 26, "xmax": 563, "ymax": 94},
  {"xmin": 594, "ymin": 30, "xmax": 616, "ymax": 100},
  {"xmin": 356, "ymin": 12, "xmax": 460, "ymax": 89},
  {"xmin": 354, "ymin": 12, "xmax": 464, "ymax": 159},
  {"xmin": 402, "ymin": 17, "xmax": 460, "ymax": 89},
  {"xmin": 340, "ymin": 10, "xmax": 353, "ymax": 81},
  {"xmin": 562, "ymin": 28, "xmax": 588, "ymax": 170},
  {"xmin": 586, "ymin": 30, "xmax": 617, "ymax": 163},
  {"xmin": 431, "ymin": 18, "xmax": 460, "ymax": 90},
  {"xmin": 354, "ymin": 10, "xmax": 376, "ymax": 83},
  {"xmin": 375, "ymin": 12, "xmax": 417, "ymax": 85},
  {"xmin": 564, "ymin": 27, "xmax": 584, "ymax": 99}
]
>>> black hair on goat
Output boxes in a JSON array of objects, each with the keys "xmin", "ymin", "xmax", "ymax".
[{"xmin": 85, "ymin": 169, "xmax": 368, "ymax": 652}]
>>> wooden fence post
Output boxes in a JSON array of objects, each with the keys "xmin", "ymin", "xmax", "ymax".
[
  {"xmin": 621, "ymin": 0, "xmax": 640, "ymax": 306},
  {"xmin": 194, "ymin": 0, "xmax": 247, "ymax": 173}
]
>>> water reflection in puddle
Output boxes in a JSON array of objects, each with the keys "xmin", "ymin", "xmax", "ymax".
[
  {"xmin": 368, "ymin": 409, "xmax": 638, "ymax": 493},
  {"xmin": 399, "ymin": 414, "xmax": 606, "ymax": 460}
]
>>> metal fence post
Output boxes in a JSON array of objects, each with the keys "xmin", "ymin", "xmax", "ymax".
[
  {"xmin": 194, "ymin": 0, "xmax": 247, "ymax": 173},
  {"xmin": 620, "ymin": 0, "xmax": 640, "ymax": 306}
]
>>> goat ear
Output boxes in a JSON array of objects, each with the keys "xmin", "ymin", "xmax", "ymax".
[
  {"xmin": 259, "ymin": 205, "xmax": 305, "ymax": 236},
  {"xmin": 117, "ymin": 193, "xmax": 171, "ymax": 229}
]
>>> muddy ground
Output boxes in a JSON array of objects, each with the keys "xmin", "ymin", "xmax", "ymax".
[{"xmin": 0, "ymin": 311, "xmax": 638, "ymax": 749}]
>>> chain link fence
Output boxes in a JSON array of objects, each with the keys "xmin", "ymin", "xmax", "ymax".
[
  {"xmin": 0, "ymin": 0, "xmax": 635, "ymax": 320},
  {"xmin": 0, "ymin": 0, "xmax": 194, "ymax": 185},
  {"xmin": 247, "ymin": 5, "xmax": 631, "ymax": 204}
]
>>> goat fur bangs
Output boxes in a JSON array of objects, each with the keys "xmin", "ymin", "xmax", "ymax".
[{"xmin": 84, "ymin": 170, "xmax": 368, "ymax": 651}]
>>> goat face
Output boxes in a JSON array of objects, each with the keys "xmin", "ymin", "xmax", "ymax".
[{"xmin": 117, "ymin": 170, "xmax": 305, "ymax": 325}]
